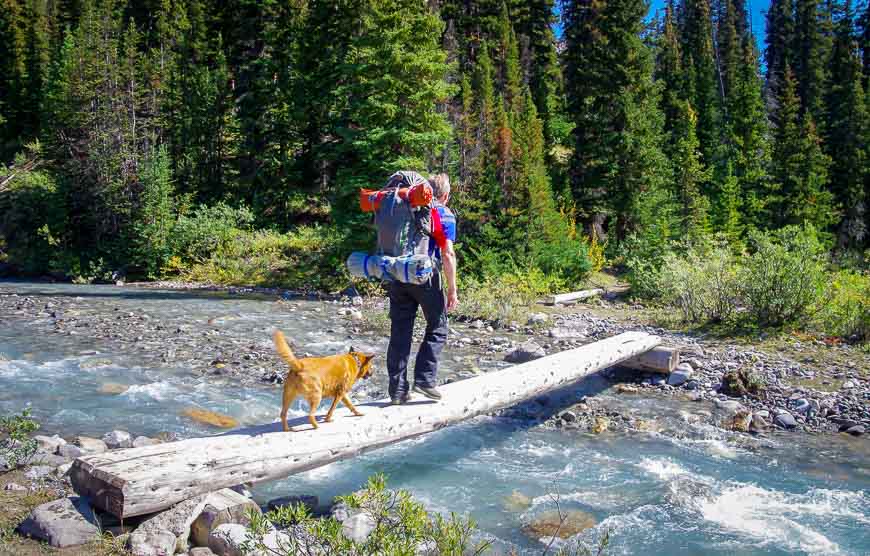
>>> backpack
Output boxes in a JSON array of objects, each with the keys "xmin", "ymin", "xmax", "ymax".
[{"xmin": 369, "ymin": 171, "xmax": 434, "ymax": 258}]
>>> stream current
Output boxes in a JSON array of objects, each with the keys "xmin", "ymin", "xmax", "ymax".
[{"xmin": 0, "ymin": 281, "xmax": 868, "ymax": 555}]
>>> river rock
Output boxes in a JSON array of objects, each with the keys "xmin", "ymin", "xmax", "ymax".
[
  {"xmin": 749, "ymin": 414, "xmax": 770, "ymax": 433},
  {"xmin": 845, "ymin": 425, "xmax": 865, "ymax": 436},
  {"xmin": 521, "ymin": 509, "xmax": 597, "ymax": 540},
  {"xmin": 136, "ymin": 492, "xmax": 212, "ymax": 553},
  {"xmin": 182, "ymin": 408, "xmax": 239, "ymax": 429},
  {"xmin": 267, "ymin": 495, "xmax": 318, "ymax": 514},
  {"xmin": 17, "ymin": 497, "xmax": 100, "ymax": 548},
  {"xmin": 103, "ymin": 430, "xmax": 133, "ymax": 449},
  {"xmin": 667, "ymin": 364, "xmax": 693, "ymax": 387},
  {"xmin": 58, "ymin": 444, "xmax": 85, "ymax": 459},
  {"xmin": 502, "ymin": 491, "xmax": 532, "ymax": 512},
  {"xmin": 99, "ymin": 382, "xmax": 130, "ymax": 395},
  {"xmin": 774, "ymin": 411, "xmax": 797, "ymax": 429},
  {"xmin": 208, "ymin": 523, "xmax": 248, "ymax": 556},
  {"xmin": 547, "ymin": 326, "xmax": 586, "ymax": 339},
  {"xmin": 791, "ymin": 398, "xmax": 811, "ymax": 415},
  {"xmin": 505, "ymin": 341, "xmax": 545, "ymax": 364},
  {"xmin": 133, "ymin": 436, "xmax": 162, "ymax": 448},
  {"xmin": 5, "ymin": 482, "xmax": 27, "ymax": 491},
  {"xmin": 342, "ymin": 512, "xmax": 376, "ymax": 543},
  {"xmin": 127, "ymin": 529, "xmax": 177, "ymax": 556},
  {"xmin": 24, "ymin": 465, "xmax": 55, "ymax": 480},
  {"xmin": 527, "ymin": 313, "xmax": 549, "ymax": 325},
  {"xmin": 34, "ymin": 434, "xmax": 66, "ymax": 453},
  {"xmin": 189, "ymin": 548, "xmax": 217, "ymax": 556},
  {"xmin": 31, "ymin": 451, "xmax": 70, "ymax": 467},
  {"xmin": 190, "ymin": 489, "xmax": 262, "ymax": 548},
  {"xmin": 75, "ymin": 436, "xmax": 108, "ymax": 454}
]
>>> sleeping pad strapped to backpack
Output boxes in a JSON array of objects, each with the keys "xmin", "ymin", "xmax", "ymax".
[{"xmin": 346, "ymin": 171, "xmax": 436, "ymax": 285}]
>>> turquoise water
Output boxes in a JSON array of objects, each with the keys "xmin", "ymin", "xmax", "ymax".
[{"xmin": 1, "ymin": 282, "xmax": 868, "ymax": 555}]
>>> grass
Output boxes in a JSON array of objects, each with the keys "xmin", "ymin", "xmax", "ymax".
[{"xmin": 0, "ymin": 470, "xmax": 129, "ymax": 556}]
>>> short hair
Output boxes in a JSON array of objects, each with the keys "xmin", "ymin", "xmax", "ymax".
[{"xmin": 429, "ymin": 173, "xmax": 450, "ymax": 199}]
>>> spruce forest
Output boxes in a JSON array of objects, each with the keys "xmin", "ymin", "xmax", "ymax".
[{"xmin": 0, "ymin": 0, "xmax": 868, "ymax": 336}]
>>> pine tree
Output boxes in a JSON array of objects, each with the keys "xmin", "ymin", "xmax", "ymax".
[
  {"xmin": 497, "ymin": 3, "xmax": 522, "ymax": 110},
  {"xmin": 656, "ymin": 2, "xmax": 687, "ymax": 151},
  {"xmin": 563, "ymin": 0, "xmax": 672, "ymax": 241},
  {"xmin": 0, "ymin": 0, "xmax": 29, "ymax": 156},
  {"xmin": 765, "ymin": 0, "xmax": 796, "ymax": 104},
  {"xmin": 793, "ymin": 0, "xmax": 833, "ymax": 121},
  {"xmin": 825, "ymin": 0, "xmax": 868, "ymax": 247},
  {"xmin": 672, "ymin": 101, "xmax": 713, "ymax": 241},
  {"xmin": 771, "ymin": 66, "xmax": 837, "ymax": 230},
  {"xmin": 860, "ymin": 2, "xmax": 869, "ymax": 92},
  {"xmin": 678, "ymin": 0, "xmax": 723, "ymax": 170}
]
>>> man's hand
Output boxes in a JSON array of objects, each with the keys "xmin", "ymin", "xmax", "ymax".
[{"xmin": 447, "ymin": 288, "xmax": 459, "ymax": 311}]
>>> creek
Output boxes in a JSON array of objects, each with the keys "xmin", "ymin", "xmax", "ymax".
[{"xmin": 1, "ymin": 281, "xmax": 868, "ymax": 555}]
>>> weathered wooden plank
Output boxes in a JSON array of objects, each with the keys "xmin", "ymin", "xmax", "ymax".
[
  {"xmin": 620, "ymin": 346, "xmax": 680, "ymax": 374},
  {"xmin": 546, "ymin": 288, "xmax": 605, "ymax": 305},
  {"xmin": 70, "ymin": 331, "xmax": 661, "ymax": 518}
]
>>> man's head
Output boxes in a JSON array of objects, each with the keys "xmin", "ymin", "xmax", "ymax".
[{"xmin": 429, "ymin": 173, "xmax": 450, "ymax": 204}]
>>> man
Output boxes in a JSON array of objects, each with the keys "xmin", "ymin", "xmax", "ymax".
[{"xmin": 386, "ymin": 173, "xmax": 458, "ymax": 405}]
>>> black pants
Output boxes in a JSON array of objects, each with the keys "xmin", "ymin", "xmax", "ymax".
[{"xmin": 386, "ymin": 271, "xmax": 448, "ymax": 399}]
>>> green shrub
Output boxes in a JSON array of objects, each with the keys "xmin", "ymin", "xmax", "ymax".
[
  {"xmin": 659, "ymin": 245, "xmax": 740, "ymax": 324},
  {"xmin": 242, "ymin": 474, "xmax": 488, "ymax": 556},
  {"xmin": 0, "ymin": 409, "xmax": 40, "ymax": 469},
  {"xmin": 620, "ymin": 232, "xmax": 675, "ymax": 300},
  {"xmin": 457, "ymin": 267, "xmax": 562, "ymax": 322},
  {"xmin": 740, "ymin": 225, "xmax": 827, "ymax": 327},
  {"xmin": 170, "ymin": 203, "xmax": 255, "ymax": 262},
  {"xmin": 133, "ymin": 146, "xmax": 176, "ymax": 278},
  {"xmin": 815, "ymin": 270, "xmax": 870, "ymax": 341}
]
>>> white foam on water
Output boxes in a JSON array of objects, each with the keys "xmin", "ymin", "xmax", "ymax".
[
  {"xmin": 697, "ymin": 484, "xmax": 860, "ymax": 555},
  {"xmin": 637, "ymin": 458, "xmax": 689, "ymax": 480},
  {"xmin": 690, "ymin": 437, "xmax": 741, "ymax": 459},
  {"xmin": 122, "ymin": 381, "xmax": 179, "ymax": 402}
]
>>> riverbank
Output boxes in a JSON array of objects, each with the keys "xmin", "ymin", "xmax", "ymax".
[{"xmin": 1, "ymin": 280, "xmax": 867, "ymax": 438}]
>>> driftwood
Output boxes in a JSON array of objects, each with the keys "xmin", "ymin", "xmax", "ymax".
[
  {"xmin": 70, "ymin": 331, "xmax": 661, "ymax": 518},
  {"xmin": 620, "ymin": 346, "xmax": 680, "ymax": 374},
  {"xmin": 546, "ymin": 288, "xmax": 605, "ymax": 305}
]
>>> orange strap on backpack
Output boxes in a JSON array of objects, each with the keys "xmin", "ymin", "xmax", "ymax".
[{"xmin": 359, "ymin": 183, "xmax": 433, "ymax": 212}]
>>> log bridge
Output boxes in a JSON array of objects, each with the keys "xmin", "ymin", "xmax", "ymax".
[{"xmin": 70, "ymin": 331, "xmax": 666, "ymax": 519}]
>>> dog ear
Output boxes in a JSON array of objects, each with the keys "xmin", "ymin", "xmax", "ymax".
[{"xmin": 348, "ymin": 345, "xmax": 356, "ymax": 354}]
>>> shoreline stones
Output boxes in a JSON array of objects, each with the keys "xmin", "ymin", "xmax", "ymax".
[
  {"xmin": 16, "ymin": 497, "xmax": 100, "ymax": 548},
  {"xmin": 182, "ymin": 408, "xmax": 239, "ymax": 429}
]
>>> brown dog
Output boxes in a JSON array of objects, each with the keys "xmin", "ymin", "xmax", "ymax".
[{"xmin": 272, "ymin": 330, "xmax": 375, "ymax": 432}]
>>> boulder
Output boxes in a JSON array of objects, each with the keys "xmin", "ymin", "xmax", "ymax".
[
  {"xmin": 527, "ymin": 313, "xmax": 549, "ymax": 325},
  {"xmin": 190, "ymin": 489, "xmax": 262, "ymax": 547},
  {"xmin": 208, "ymin": 523, "xmax": 248, "ymax": 556},
  {"xmin": 133, "ymin": 436, "xmax": 163, "ymax": 448},
  {"xmin": 24, "ymin": 465, "xmax": 55, "ymax": 481},
  {"xmin": 845, "ymin": 425, "xmax": 865, "ymax": 436},
  {"xmin": 342, "ymin": 512, "xmax": 376, "ymax": 543},
  {"xmin": 103, "ymin": 430, "xmax": 133, "ymax": 449},
  {"xmin": 774, "ymin": 411, "xmax": 797, "ymax": 429},
  {"xmin": 504, "ymin": 341, "xmax": 545, "ymax": 364},
  {"xmin": 58, "ymin": 444, "xmax": 85, "ymax": 459},
  {"xmin": 521, "ymin": 509, "xmax": 597, "ymax": 540},
  {"xmin": 266, "ymin": 495, "xmax": 318, "ymax": 514},
  {"xmin": 75, "ymin": 436, "xmax": 108, "ymax": 454},
  {"xmin": 127, "ymin": 529, "xmax": 177, "ymax": 556},
  {"xmin": 30, "ymin": 451, "xmax": 70, "ymax": 467},
  {"xmin": 189, "ymin": 548, "xmax": 217, "ymax": 556},
  {"xmin": 667, "ymin": 364, "xmax": 693, "ymax": 387},
  {"xmin": 749, "ymin": 414, "xmax": 770, "ymax": 433},
  {"xmin": 4, "ymin": 482, "xmax": 27, "ymax": 491},
  {"xmin": 136, "ymin": 492, "xmax": 212, "ymax": 553},
  {"xmin": 16, "ymin": 497, "xmax": 100, "ymax": 548},
  {"xmin": 34, "ymin": 434, "xmax": 66, "ymax": 453}
]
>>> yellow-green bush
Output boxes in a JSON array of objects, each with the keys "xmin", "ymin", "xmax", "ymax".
[
  {"xmin": 815, "ymin": 270, "xmax": 870, "ymax": 341},
  {"xmin": 457, "ymin": 268, "xmax": 562, "ymax": 322}
]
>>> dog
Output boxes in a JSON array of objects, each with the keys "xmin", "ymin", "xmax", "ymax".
[{"xmin": 272, "ymin": 330, "xmax": 376, "ymax": 432}]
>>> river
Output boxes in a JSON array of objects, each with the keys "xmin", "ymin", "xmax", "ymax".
[{"xmin": 1, "ymin": 281, "xmax": 868, "ymax": 555}]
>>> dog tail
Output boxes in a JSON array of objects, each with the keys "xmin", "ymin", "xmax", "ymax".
[{"xmin": 272, "ymin": 330, "xmax": 302, "ymax": 371}]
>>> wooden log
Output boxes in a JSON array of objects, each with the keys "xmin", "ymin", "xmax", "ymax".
[
  {"xmin": 620, "ymin": 346, "xmax": 680, "ymax": 374},
  {"xmin": 546, "ymin": 288, "xmax": 605, "ymax": 305},
  {"xmin": 70, "ymin": 332, "xmax": 661, "ymax": 518}
]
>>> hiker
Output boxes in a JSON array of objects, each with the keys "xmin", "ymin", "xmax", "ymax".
[{"xmin": 386, "ymin": 173, "xmax": 457, "ymax": 405}]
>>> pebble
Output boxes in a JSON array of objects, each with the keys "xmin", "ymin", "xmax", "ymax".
[{"xmin": 774, "ymin": 411, "xmax": 798, "ymax": 429}]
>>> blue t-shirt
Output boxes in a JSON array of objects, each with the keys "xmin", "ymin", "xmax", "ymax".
[{"xmin": 429, "ymin": 203, "xmax": 456, "ymax": 261}]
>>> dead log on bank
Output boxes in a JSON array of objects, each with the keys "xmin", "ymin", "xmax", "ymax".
[
  {"xmin": 70, "ymin": 331, "xmax": 661, "ymax": 519},
  {"xmin": 546, "ymin": 288, "xmax": 605, "ymax": 305}
]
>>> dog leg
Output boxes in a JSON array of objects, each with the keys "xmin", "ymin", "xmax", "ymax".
[
  {"xmin": 324, "ymin": 396, "xmax": 341, "ymax": 423},
  {"xmin": 341, "ymin": 395, "xmax": 364, "ymax": 417},
  {"xmin": 307, "ymin": 394, "xmax": 322, "ymax": 429},
  {"xmin": 281, "ymin": 388, "xmax": 296, "ymax": 432}
]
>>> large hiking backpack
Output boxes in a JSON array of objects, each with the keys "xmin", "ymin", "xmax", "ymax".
[{"xmin": 346, "ymin": 171, "xmax": 436, "ymax": 284}]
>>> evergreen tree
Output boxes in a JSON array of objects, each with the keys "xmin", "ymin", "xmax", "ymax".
[
  {"xmin": 825, "ymin": 0, "xmax": 868, "ymax": 247},
  {"xmin": 672, "ymin": 101, "xmax": 713, "ymax": 241},
  {"xmin": 860, "ymin": 2, "xmax": 869, "ymax": 92},
  {"xmin": 792, "ymin": 0, "xmax": 833, "ymax": 121},
  {"xmin": 771, "ymin": 66, "xmax": 837, "ymax": 230},
  {"xmin": 0, "ymin": 0, "xmax": 29, "ymax": 156},
  {"xmin": 656, "ymin": 2, "xmax": 687, "ymax": 151},
  {"xmin": 563, "ymin": 0, "xmax": 672, "ymax": 240},
  {"xmin": 765, "ymin": 0, "xmax": 796, "ymax": 104}
]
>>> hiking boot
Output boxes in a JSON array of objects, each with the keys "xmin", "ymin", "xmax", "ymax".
[
  {"xmin": 413, "ymin": 384, "xmax": 442, "ymax": 401},
  {"xmin": 390, "ymin": 395, "xmax": 409, "ymax": 406}
]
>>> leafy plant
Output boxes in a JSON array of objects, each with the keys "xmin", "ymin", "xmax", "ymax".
[
  {"xmin": 740, "ymin": 225, "xmax": 827, "ymax": 327},
  {"xmin": 815, "ymin": 270, "xmax": 870, "ymax": 341},
  {"xmin": 0, "ymin": 409, "xmax": 40, "ymax": 470},
  {"xmin": 659, "ymin": 245, "xmax": 740, "ymax": 324},
  {"xmin": 242, "ymin": 474, "xmax": 488, "ymax": 556}
]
